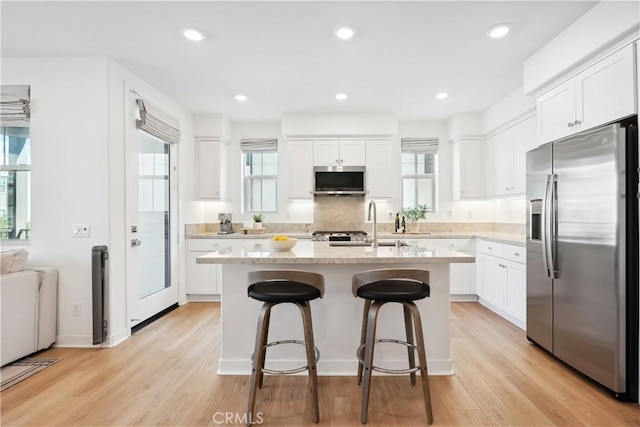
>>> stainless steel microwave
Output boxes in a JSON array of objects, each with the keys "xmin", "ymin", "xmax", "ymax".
[{"xmin": 313, "ymin": 166, "xmax": 366, "ymax": 196}]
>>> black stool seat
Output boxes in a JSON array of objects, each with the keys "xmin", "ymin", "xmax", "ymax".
[
  {"xmin": 356, "ymin": 279, "xmax": 429, "ymax": 302},
  {"xmin": 249, "ymin": 280, "xmax": 322, "ymax": 303}
]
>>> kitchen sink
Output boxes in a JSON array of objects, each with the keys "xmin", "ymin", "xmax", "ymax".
[{"xmin": 329, "ymin": 241, "xmax": 408, "ymax": 247}]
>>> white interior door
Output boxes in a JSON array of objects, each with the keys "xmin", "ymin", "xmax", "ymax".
[{"xmin": 125, "ymin": 95, "xmax": 178, "ymax": 329}]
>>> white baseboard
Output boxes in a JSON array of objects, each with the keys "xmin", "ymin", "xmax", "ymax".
[
  {"xmin": 450, "ymin": 294, "xmax": 478, "ymax": 302},
  {"xmin": 54, "ymin": 327, "xmax": 130, "ymax": 348}
]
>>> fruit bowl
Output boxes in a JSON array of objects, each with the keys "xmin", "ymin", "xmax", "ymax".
[{"xmin": 266, "ymin": 237, "xmax": 298, "ymax": 251}]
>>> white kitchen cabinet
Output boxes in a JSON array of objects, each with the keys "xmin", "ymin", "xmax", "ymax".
[
  {"xmin": 475, "ymin": 239, "xmax": 526, "ymax": 329},
  {"xmin": 313, "ymin": 140, "xmax": 365, "ymax": 166},
  {"xmin": 286, "ymin": 140, "xmax": 314, "ymax": 199},
  {"xmin": 452, "ymin": 138, "xmax": 485, "ymax": 200},
  {"xmin": 505, "ymin": 261, "xmax": 526, "ymax": 323},
  {"xmin": 196, "ymin": 138, "xmax": 228, "ymax": 200},
  {"xmin": 480, "ymin": 255, "xmax": 506, "ymax": 309},
  {"xmin": 186, "ymin": 239, "xmax": 225, "ymax": 297},
  {"xmin": 537, "ymin": 44, "xmax": 636, "ymax": 144},
  {"xmin": 486, "ymin": 116, "xmax": 537, "ymax": 198},
  {"xmin": 426, "ymin": 239, "xmax": 476, "ymax": 298},
  {"xmin": 365, "ymin": 139, "xmax": 393, "ymax": 198}
]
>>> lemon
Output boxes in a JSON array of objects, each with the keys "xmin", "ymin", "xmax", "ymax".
[
  {"xmin": 273, "ymin": 235, "xmax": 281, "ymax": 241},
  {"xmin": 279, "ymin": 236, "xmax": 289, "ymax": 241}
]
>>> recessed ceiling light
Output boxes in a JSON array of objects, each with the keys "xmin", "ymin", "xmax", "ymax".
[
  {"xmin": 436, "ymin": 92, "xmax": 449, "ymax": 100},
  {"xmin": 181, "ymin": 28, "xmax": 205, "ymax": 42},
  {"xmin": 235, "ymin": 94, "xmax": 248, "ymax": 102},
  {"xmin": 335, "ymin": 93, "xmax": 348, "ymax": 100},
  {"xmin": 334, "ymin": 26, "xmax": 356, "ymax": 40},
  {"xmin": 486, "ymin": 23, "xmax": 513, "ymax": 39}
]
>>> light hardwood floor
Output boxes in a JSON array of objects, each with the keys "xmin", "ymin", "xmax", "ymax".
[{"xmin": 1, "ymin": 302, "xmax": 639, "ymax": 426}]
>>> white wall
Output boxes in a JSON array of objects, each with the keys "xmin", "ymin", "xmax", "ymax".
[
  {"xmin": 482, "ymin": 86, "xmax": 536, "ymax": 135},
  {"xmin": 2, "ymin": 57, "xmax": 110, "ymax": 346},
  {"xmin": 2, "ymin": 57, "xmax": 196, "ymax": 347},
  {"xmin": 524, "ymin": 1, "xmax": 640, "ymax": 95}
]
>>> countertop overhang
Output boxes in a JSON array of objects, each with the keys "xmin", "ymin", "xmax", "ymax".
[{"xmin": 196, "ymin": 240, "xmax": 475, "ymax": 265}]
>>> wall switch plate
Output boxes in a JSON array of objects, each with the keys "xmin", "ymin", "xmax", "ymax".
[
  {"xmin": 73, "ymin": 303, "xmax": 81, "ymax": 316},
  {"xmin": 72, "ymin": 224, "xmax": 91, "ymax": 237},
  {"xmin": 387, "ymin": 210, "xmax": 393, "ymax": 219}
]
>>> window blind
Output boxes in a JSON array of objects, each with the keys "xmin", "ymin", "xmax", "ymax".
[
  {"xmin": 401, "ymin": 137, "xmax": 439, "ymax": 154},
  {"xmin": 0, "ymin": 85, "xmax": 30, "ymax": 127},
  {"xmin": 240, "ymin": 138, "xmax": 278, "ymax": 153},
  {"xmin": 135, "ymin": 98, "xmax": 181, "ymax": 144}
]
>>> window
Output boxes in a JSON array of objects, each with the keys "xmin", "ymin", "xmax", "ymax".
[
  {"xmin": 241, "ymin": 139, "xmax": 278, "ymax": 213},
  {"xmin": 401, "ymin": 138, "xmax": 439, "ymax": 212},
  {"xmin": 0, "ymin": 126, "xmax": 31, "ymax": 239}
]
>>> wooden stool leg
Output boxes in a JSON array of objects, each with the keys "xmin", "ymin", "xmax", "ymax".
[
  {"xmin": 247, "ymin": 303, "xmax": 273, "ymax": 427},
  {"xmin": 406, "ymin": 302, "xmax": 433, "ymax": 425},
  {"xmin": 258, "ymin": 307, "xmax": 272, "ymax": 388},
  {"xmin": 357, "ymin": 299, "xmax": 372, "ymax": 385},
  {"xmin": 361, "ymin": 301, "xmax": 384, "ymax": 424},
  {"xmin": 298, "ymin": 301, "xmax": 320, "ymax": 423},
  {"xmin": 403, "ymin": 305, "xmax": 417, "ymax": 386}
]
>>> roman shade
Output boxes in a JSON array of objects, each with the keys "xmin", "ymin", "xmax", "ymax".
[
  {"xmin": 240, "ymin": 138, "xmax": 278, "ymax": 153},
  {"xmin": 135, "ymin": 98, "xmax": 181, "ymax": 144},
  {"xmin": 401, "ymin": 138, "xmax": 439, "ymax": 154},
  {"xmin": 0, "ymin": 85, "xmax": 30, "ymax": 127}
]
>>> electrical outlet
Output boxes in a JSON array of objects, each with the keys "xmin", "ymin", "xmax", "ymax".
[
  {"xmin": 467, "ymin": 211, "xmax": 473, "ymax": 219},
  {"xmin": 73, "ymin": 303, "xmax": 81, "ymax": 316},
  {"xmin": 447, "ymin": 210, "xmax": 453, "ymax": 217},
  {"xmin": 387, "ymin": 210, "xmax": 393, "ymax": 219},
  {"xmin": 72, "ymin": 224, "xmax": 91, "ymax": 237}
]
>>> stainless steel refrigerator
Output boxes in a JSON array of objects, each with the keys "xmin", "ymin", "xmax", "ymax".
[{"xmin": 526, "ymin": 118, "xmax": 638, "ymax": 401}]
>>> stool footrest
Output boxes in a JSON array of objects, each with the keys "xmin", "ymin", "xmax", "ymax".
[
  {"xmin": 252, "ymin": 339, "xmax": 321, "ymax": 375},
  {"xmin": 357, "ymin": 339, "xmax": 421, "ymax": 375}
]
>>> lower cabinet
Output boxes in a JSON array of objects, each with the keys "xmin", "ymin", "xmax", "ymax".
[
  {"xmin": 475, "ymin": 239, "xmax": 526, "ymax": 329},
  {"xmin": 186, "ymin": 239, "xmax": 225, "ymax": 298},
  {"xmin": 426, "ymin": 239, "xmax": 476, "ymax": 298}
]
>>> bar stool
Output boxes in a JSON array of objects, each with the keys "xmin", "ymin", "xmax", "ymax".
[
  {"xmin": 247, "ymin": 270, "xmax": 324, "ymax": 426},
  {"xmin": 352, "ymin": 268, "xmax": 433, "ymax": 424}
]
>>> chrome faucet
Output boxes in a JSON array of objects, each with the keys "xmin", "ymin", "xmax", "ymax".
[{"xmin": 368, "ymin": 200, "xmax": 378, "ymax": 248}]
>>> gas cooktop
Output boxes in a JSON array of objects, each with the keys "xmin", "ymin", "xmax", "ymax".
[{"xmin": 311, "ymin": 230, "xmax": 368, "ymax": 241}]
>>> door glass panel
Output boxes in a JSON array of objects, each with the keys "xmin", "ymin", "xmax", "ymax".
[{"xmin": 138, "ymin": 131, "xmax": 170, "ymax": 299}]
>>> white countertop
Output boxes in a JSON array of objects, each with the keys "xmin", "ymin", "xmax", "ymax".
[
  {"xmin": 188, "ymin": 231, "xmax": 525, "ymax": 247},
  {"xmin": 196, "ymin": 240, "xmax": 475, "ymax": 265}
]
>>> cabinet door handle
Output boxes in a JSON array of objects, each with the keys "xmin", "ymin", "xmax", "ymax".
[{"xmin": 575, "ymin": 120, "xmax": 581, "ymax": 125}]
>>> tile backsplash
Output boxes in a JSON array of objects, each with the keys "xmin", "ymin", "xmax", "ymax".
[{"xmin": 186, "ymin": 194, "xmax": 525, "ymax": 236}]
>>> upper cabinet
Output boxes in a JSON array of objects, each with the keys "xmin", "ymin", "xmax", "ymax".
[
  {"xmin": 537, "ymin": 44, "xmax": 636, "ymax": 144},
  {"xmin": 452, "ymin": 138, "xmax": 485, "ymax": 200},
  {"xmin": 365, "ymin": 139, "xmax": 393, "ymax": 198},
  {"xmin": 313, "ymin": 140, "xmax": 365, "ymax": 166},
  {"xmin": 486, "ymin": 116, "xmax": 537, "ymax": 198},
  {"xmin": 286, "ymin": 140, "xmax": 314, "ymax": 199},
  {"xmin": 196, "ymin": 138, "xmax": 228, "ymax": 200}
]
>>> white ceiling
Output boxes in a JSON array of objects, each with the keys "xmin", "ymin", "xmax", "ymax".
[{"xmin": 1, "ymin": 1, "xmax": 598, "ymax": 121}]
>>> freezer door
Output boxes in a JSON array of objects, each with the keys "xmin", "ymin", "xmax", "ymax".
[
  {"xmin": 552, "ymin": 124, "xmax": 625, "ymax": 392},
  {"xmin": 526, "ymin": 143, "xmax": 553, "ymax": 352}
]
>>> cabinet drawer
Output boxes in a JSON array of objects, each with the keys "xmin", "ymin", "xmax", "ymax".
[
  {"xmin": 503, "ymin": 245, "xmax": 526, "ymax": 264},
  {"xmin": 478, "ymin": 240, "xmax": 503, "ymax": 257}
]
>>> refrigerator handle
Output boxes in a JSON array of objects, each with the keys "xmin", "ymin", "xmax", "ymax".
[
  {"xmin": 549, "ymin": 174, "xmax": 558, "ymax": 278},
  {"xmin": 541, "ymin": 175, "xmax": 551, "ymax": 277}
]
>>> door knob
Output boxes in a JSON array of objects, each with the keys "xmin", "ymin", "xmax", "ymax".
[{"xmin": 131, "ymin": 239, "xmax": 142, "ymax": 247}]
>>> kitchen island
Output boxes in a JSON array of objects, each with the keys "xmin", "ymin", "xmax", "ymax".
[{"xmin": 197, "ymin": 239, "xmax": 474, "ymax": 376}]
